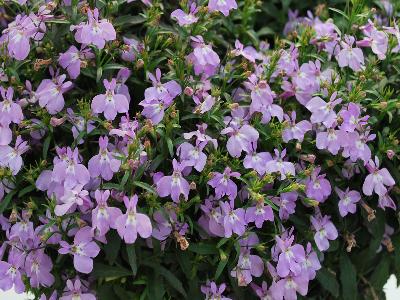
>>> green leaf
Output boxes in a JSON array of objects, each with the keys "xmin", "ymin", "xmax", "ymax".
[
  {"xmin": 126, "ymin": 244, "xmax": 138, "ymax": 276},
  {"xmin": 92, "ymin": 263, "xmax": 131, "ymax": 279},
  {"xmin": 215, "ymin": 252, "xmax": 228, "ymax": 280},
  {"xmin": 340, "ymin": 253, "xmax": 357, "ymax": 300},
  {"xmin": 42, "ymin": 135, "xmax": 51, "ymax": 160},
  {"xmin": 18, "ymin": 185, "xmax": 35, "ymax": 198},
  {"xmin": 142, "ymin": 262, "xmax": 187, "ymax": 297},
  {"xmin": 328, "ymin": 7, "xmax": 350, "ymax": 20},
  {"xmin": 103, "ymin": 63, "xmax": 126, "ymax": 71},
  {"xmin": 0, "ymin": 190, "xmax": 17, "ymax": 214},
  {"xmin": 316, "ymin": 268, "xmax": 339, "ymax": 298},
  {"xmin": 114, "ymin": 15, "xmax": 146, "ymax": 27},
  {"xmin": 104, "ymin": 231, "xmax": 121, "ymax": 265},
  {"xmin": 370, "ymin": 256, "xmax": 390, "ymax": 292},
  {"xmin": 166, "ymin": 138, "xmax": 174, "ymax": 157},
  {"xmin": 132, "ymin": 181, "xmax": 156, "ymax": 195},
  {"xmin": 188, "ymin": 242, "xmax": 218, "ymax": 255}
]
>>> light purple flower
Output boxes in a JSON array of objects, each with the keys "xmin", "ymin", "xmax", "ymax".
[
  {"xmin": 54, "ymin": 185, "xmax": 90, "ymax": 216},
  {"xmin": 316, "ymin": 126, "xmax": 347, "ymax": 155},
  {"xmin": 363, "ymin": 156, "xmax": 395, "ymax": 196},
  {"xmin": 156, "ymin": 159, "xmax": 190, "ymax": 202},
  {"xmin": 177, "ymin": 140, "xmax": 207, "ymax": 172},
  {"xmin": 243, "ymin": 142, "xmax": 272, "ymax": 175},
  {"xmin": 282, "ymin": 111, "xmax": 312, "ymax": 143},
  {"xmin": 0, "ymin": 136, "xmax": 29, "ymax": 175},
  {"xmin": 208, "ymin": 0, "xmax": 238, "ymax": 16},
  {"xmin": 274, "ymin": 233, "xmax": 305, "ymax": 277},
  {"xmin": 220, "ymin": 201, "xmax": 246, "ymax": 237},
  {"xmin": 336, "ymin": 35, "xmax": 364, "ymax": 71},
  {"xmin": 92, "ymin": 190, "xmax": 122, "ymax": 236},
  {"xmin": 25, "ymin": 250, "xmax": 55, "ymax": 288},
  {"xmin": 37, "ymin": 73, "xmax": 72, "ymax": 114},
  {"xmin": 115, "ymin": 194, "xmax": 152, "ymax": 243},
  {"xmin": 231, "ymin": 249, "xmax": 264, "ymax": 286},
  {"xmin": 71, "ymin": 8, "xmax": 116, "ymax": 49},
  {"xmin": 92, "ymin": 78, "xmax": 129, "ymax": 121},
  {"xmin": 232, "ymin": 40, "xmax": 260, "ymax": 62},
  {"xmin": 271, "ymin": 273, "xmax": 309, "ymax": 300},
  {"xmin": 357, "ymin": 20, "xmax": 388, "ymax": 60},
  {"xmin": 339, "ymin": 102, "xmax": 368, "ymax": 132},
  {"xmin": 0, "ymin": 86, "xmax": 23, "ymax": 126},
  {"xmin": 52, "ymin": 147, "xmax": 90, "ymax": 188},
  {"xmin": 121, "ymin": 37, "xmax": 140, "ymax": 62},
  {"xmin": 0, "ymin": 255, "xmax": 25, "ymax": 293},
  {"xmin": 0, "ymin": 123, "xmax": 12, "ymax": 146},
  {"xmin": 88, "ymin": 136, "xmax": 121, "ymax": 181},
  {"xmin": 310, "ymin": 214, "xmax": 338, "ymax": 252},
  {"xmin": 208, "ymin": 167, "xmax": 240, "ymax": 201},
  {"xmin": 245, "ymin": 200, "xmax": 274, "ymax": 228},
  {"xmin": 201, "ymin": 281, "xmax": 232, "ymax": 300},
  {"xmin": 171, "ymin": 3, "xmax": 199, "ymax": 26},
  {"xmin": 265, "ymin": 149, "xmax": 295, "ymax": 180},
  {"xmin": 60, "ymin": 279, "xmax": 96, "ymax": 300},
  {"xmin": 199, "ymin": 197, "xmax": 225, "ymax": 237},
  {"xmin": 273, "ymin": 191, "xmax": 298, "ymax": 221},
  {"xmin": 335, "ymin": 187, "xmax": 360, "ymax": 217},
  {"xmin": 115, "ymin": 67, "xmax": 131, "ymax": 102},
  {"xmin": 305, "ymin": 167, "xmax": 331, "ymax": 203},
  {"xmin": 299, "ymin": 243, "xmax": 321, "ymax": 280},
  {"xmin": 187, "ymin": 36, "xmax": 220, "ymax": 76},
  {"xmin": 306, "ymin": 92, "xmax": 342, "ymax": 128},
  {"xmin": 58, "ymin": 45, "xmax": 94, "ymax": 79},
  {"xmin": 221, "ymin": 122, "xmax": 259, "ymax": 158},
  {"xmin": 58, "ymin": 226, "xmax": 100, "ymax": 274}
]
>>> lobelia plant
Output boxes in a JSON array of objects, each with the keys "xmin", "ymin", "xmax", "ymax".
[{"xmin": 0, "ymin": 0, "xmax": 399, "ymax": 299}]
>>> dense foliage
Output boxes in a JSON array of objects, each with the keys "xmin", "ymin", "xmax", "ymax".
[{"xmin": 0, "ymin": 0, "xmax": 399, "ymax": 299}]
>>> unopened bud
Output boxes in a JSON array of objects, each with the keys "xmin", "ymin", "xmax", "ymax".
[
  {"xmin": 136, "ymin": 59, "xmax": 144, "ymax": 69},
  {"xmin": 387, "ymin": 150, "xmax": 395, "ymax": 160},
  {"xmin": 50, "ymin": 116, "xmax": 67, "ymax": 127},
  {"xmin": 184, "ymin": 87, "xmax": 194, "ymax": 96},
  {"xmin": 295, "ymin": 142, "xmax": 302, "ymax": 152},
  {"xmin": 229, "ymin": 103, "xmax": 239, "ymax": 110},
  {"xmin": 300, "ymin": 154, "xmax": 316, "ymax": 164},
  {"xmin": 9, "ymin": 208, "xmax": 18, "ymax": 223},
  {"xmin": 190, "ymin": 181, "xmax": 196, "ymax": 190},
  {"xmin": 379, "ymin": 101, "xmax": 388, "ymax": 109}
]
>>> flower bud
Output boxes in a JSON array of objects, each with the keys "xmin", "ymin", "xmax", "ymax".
[
  {"xmin": 184, "ymin": 87, "xmax": 194, "ymax": 96},
  {"xmin": 136, "ymin": 59, "xmax": 144, "ymax": 69},
  {"xmin": 189, "ymin": 181, "xmax": 197, "ymax": 190},
  {"xmin": 387, "ymin": 150, "xmax": 395, "ymax": 160},
  {"xmin": 50, "ymin": 116, "xmax": 67, "ymax": 127}
]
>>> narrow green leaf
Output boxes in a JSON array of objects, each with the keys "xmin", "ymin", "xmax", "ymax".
[
  {"xmin": 166, "ymin": 138, "xmax": 174, "ymax": 157},
  {"xmin": 92, "ymin": 263, "xmax": 131, "ymax": 278},
  {"xmin": 126, "ymin": 244, "xmax": 138, "ymax": 276},
  {"xmin": 188, "ymin": 243, "xmax": 218, "ymax": 255},
  {"xmin": 132, "ymin": 181, "xmax": 156, "ymax": 195},
  {"xmin": 104, "ymin": 231, "xmax": 121, "ymax": 265},
  {"xmin": 42, "ymin": 135, "xmax": 51, "ymax": 160},
  {"xmin": 18, "ymin": 185, "xmax": 35, "ymax": 198},
  {"xmin": 0, "ymin": 190, "xmax": 17, "ymax": 214},
  {"xmin": 340, "ymin": 253, "xmax": 357, "ymax": 300},
  {"xmin": 316, "ymin": 268, "xmax": 339, "ymax": 298}
]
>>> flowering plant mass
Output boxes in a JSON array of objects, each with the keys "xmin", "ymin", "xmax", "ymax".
[{"xmin": 0, "ymin": 0, "xmax": 399, "ymax": 299}]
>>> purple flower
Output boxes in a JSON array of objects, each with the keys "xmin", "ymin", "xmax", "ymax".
[
  {"xmin": 243, "ymin": 142, "xmax": 272, "ymax": 175},
  {"xmin": 357, "ymin": 20, "xmax": 388, "ymax": 60},
  {"xmin": 265, "ymin": 149, "xmax": 296, "ymax": 180},
  {"xmin": 92, "ymin": 79, "xmax": 129, "ymax": 121},
  {"xmin": 54, "ymin": 185, "xmax": 90, "ymax": 216},
  {"xmin": 316, "ymin": 126, "xmax": 347, "ymax": 155},
  {"xmin": 71, "ymin": 8, "xmax": 116, "ymax": 49},
  {"xmin": 121, "ymin": 37, "xmax": 140, "ymax": 62},
  {"xmin": 342, "ymin": 129, "xmax": 375, "ymax": 164},
  {"xmin": 245, "ymin": 200, "xmax": 274, "ymax": 228},
  {"xmin": 193, "ymin": 93, "xmax": 216, "ymax": 114},
  {"xmin": 177, "ymin": 140, "xmax": 207, "ymax": 172},
  {"xmin": 231, "ymin": 249, "xmax": 264, "ymax": 286},
  {"xmin": 306, "ymin": 92, "xmax": 342, "ymax": 128},
  {"xmin": 115, "ymin": 67, "xmax": 131, "ymax": 102},
  {"xmin": 0, "ymin": 86, "xmax": 23, "ymax": 126},
  {"xmin": 378, "ymin": 190, "xmax": 396, "ymax": 210},
  {"xmin": 0, "ymin": 123, "xmax": 12, "ymax": 146},
  {"xmin": 335, "ymin": 187, "xmax": 360, "ymax": 217},
  {"xmin": 115, "ymin": 194, "xmax": 152, "ymax": 243},
  {"xmin": 183, "ymin": 123, "xmax": 218, "ymax": 149},
  {"xmin": 336, "ymin": 35, "xmax": 364, "ymax": 71},
  {"xmin": 310, "ymin": 214, "xmax": 338, "ymax": 252},
  {"xmin": 92, "ymin": 190, "xmax": 122, "ymax": 236},
  {"xmin": 208, "ymin": 0, "xmax": 238, "ymax": 16},
  {"xmin": 220, "ymin": 200, "xmax": 246, "ymax": 237},
  {"xmin": 0, "ymin": 255, "xmax": 25, "ymax": 293},
  {"xmin": 273, "ymin": 191, "xmax": 298, "ymax": 220},
  {"xmin": 58, "ymin": 45, "xmax": 94, "ymax": 79},
  {"xmin": 88, "ymin": 136, "xmax": 121, "ymax": 181},
  {"xmin": 208, "ymin": 167, "xmax": 240, "ymax": 201},
  {"xmin": 187, "ymin": 36, "xmax": 220, "ymax": 76},
  {"xmin": 201, "ymin": 281, "xmax": 232, "ymax": 300},
  {"xmin": 58, "ymin": 226, "xmax": 100, "ymax": 274},
  {"xmin": 156, "ymin": 159, "xmax": 190, "ymax": 202},
  {"xmin": 67, "ymin": 108, "xmax": 95, "ymax": 145},
  {"xmin": 171, "ymin": 3, "xmax": 199, "ymax": 26},
  {"xmin": 221, "ymin": 122, "xmax": 259, "ymax": 158},
  {"xmin": 0, "ymin": 136, "xmax": 29, "ymax": 175},
  {"xmin": 232, "ymin": 40, "xmax": 260, "ymax": 62},
  {"xmin": 363, "ymin": 156, "xmax": 395, "ymax": 196},
  {"xmin": 199, "ymin": 197, "xmax": 225, "ymax": 237},
  {"xmin": 60, "ymin": 279, "xmax": 96, "ymax": 300},
  {"xmin": 339, "ymin": 103, "xmax": 368, "ymax": 132},
  {"xmin": 25, "ymin": 250, "xmax": 55, "ymax": 288},
  {"xmin": 299, "ymin": 243, "xmax": 321, "ymax": 280},
  {"xmin": 251, "ymin": 281, "xmax": 273, "ymax": 300},
  {"xmin": 305, "ymin": 167, "xmax": 331, "ymax": 203},
  {"xmin": 37, "ymin": 73, "xmax": 72, "ymax": 114},
  {"xmin": 282, "ymin": 111, "xmax": 312, "ymax": 143},
  {"xmin": 2, "ymin": 14, "xmax": 37, "ymax": 60},
  {"xmin": 271, "ymin": 273, "xmax": 309, "ymax": 300},
  {"xmin": 274, "ymin": 233, "xmax": 305, "ymax": 277}
]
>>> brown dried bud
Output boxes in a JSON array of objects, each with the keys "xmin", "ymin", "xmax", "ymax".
[
  {"xmin": 34, "ymin": 59, "xmax": 52, "ymax": 72},
  {"xmin": 361, "ymin": 201, "xmax": 376, "ymax": 221},
  {"xmin": 229, "ymin": 103, "xmax": 239, "ymax": 110},
  {"xmin": 382, "ymin": 237, "xmax": 394, "ymax": 252},
  {"xmin": 295, "ymin": 142, "xmax": 302, "ymax": 152},
  {"xmin": 50, "ymin": 116, "xmax": 67, "ymax": 127},
  {"xmin": 387, "ymin": 150, "xmax": 395, "ymax": 160},
  {"xmin": 136, "ymin": 59, "xmax": 144, "ymax": 69},
  {"xmin": 326, "ymin": 160, "xmax": 334, "ymax": 167},
  {"xmin": 174, "ymin": 231, "xmax": 189, "ymax": 251},
  {"xmin": 378, "ymin": 101, "xmax": 388, "ymax": 109},
  {"xmin": 9, "ymin": 208, "xmax": 18, "ymax": 223},
  {"xmin": 189, "ymin": 181, "xmax": 196, "ymax": 190},
  {"xmin": 345, "ymin": 233, "xmax": 356, "ymax": 252},
  {"xmin": 300, "ymin": 154, "xmax": 316, "ymax": 164}
]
